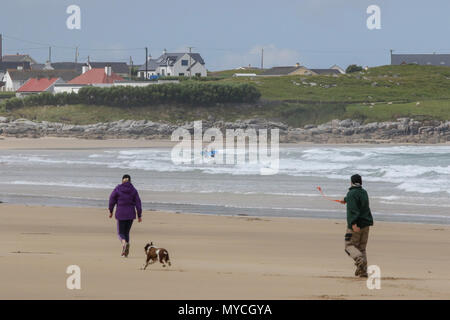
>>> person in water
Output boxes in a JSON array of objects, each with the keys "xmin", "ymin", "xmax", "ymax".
[
  {"xmin": 342, "ymin": 174, "xmax": 374, "ymax": 277},
  {"xmin": 108, "ymin": 174, "xmax": 142, "ymax": 257}
]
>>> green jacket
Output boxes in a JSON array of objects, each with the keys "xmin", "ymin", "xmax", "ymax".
[{"xmin": 344, "ymin": 186, "xmax": 374, "ymax": 229}]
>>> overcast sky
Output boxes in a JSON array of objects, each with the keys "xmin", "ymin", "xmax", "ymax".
[{"xmin": 1, "ymin": 0, "xmax": 449, "ymax": 70}]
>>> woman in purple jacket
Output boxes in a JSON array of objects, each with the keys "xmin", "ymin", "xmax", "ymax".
[{"xmin": 109, "ymin": 174, "xmax": 142, "ymax": 257}]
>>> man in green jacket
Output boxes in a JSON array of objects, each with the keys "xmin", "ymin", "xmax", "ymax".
[{"xmin": 343, "ymin": 174, "xmax": 374, "ymax": 278}]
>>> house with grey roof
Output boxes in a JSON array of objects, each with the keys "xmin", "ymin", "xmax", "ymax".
[
  {"xmin": 0, "ymin": 61, "xmax": 32, "ymax": 91},
  {"xmin": 259, "ymin": 64, "xmax": 313, "ymax": 76},
  {"xmin": 391, "ymin": 53, "xmax": 450, "ymax": 66},
  {"xmin": 259, "ymin": 64, "xmax": 344, "ymax": 77},
  {"xmin": 88, "ymin": 62, "xmax": 130, "ymax": 78},
  {"xmin": 138, "ymin": 50, "xmax": 207, "ymax": 78},
  {"xmin": 2, "ymin": 54, "xmax": 37, "ymax": 64},
  {"xmin": 309, "ymin": 69, "xmax": 341, "ymax": 76},
  {"xmin": 2, "ymin": 69, "xmax": 80, "ymax": 91},
  {"xmin": 51, "ymin": 62, "xmax": 86, "ymax": 73},
  {"xmin": 330, "ymin": 64, "xmax": 346, "ymax": 74}
]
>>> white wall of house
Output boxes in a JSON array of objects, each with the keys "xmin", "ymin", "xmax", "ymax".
[
  {"xmin": 53, "ymin": 84, "xmax": 87, "ymax": 94},
  {"xmin": 138, "ymin": 53, "xmax": 207, "ymax": 78},
  {"xmin": 172, "ymin": 53, "xmax": 207, "ymax": 77},
  {"xmin": 53, "ymin": 80, "xmax": 181, "ymax": 93},
  {"xmin": 187, "ymin": 62, "xmax": 207, "ymax": 77},
  {"xmin": 137, "ymin": 70, "xmax": 158, "ymax": 78},
  {"xmin": 3, "ymin": 72, "xmax": 26, "ymax": 91}
]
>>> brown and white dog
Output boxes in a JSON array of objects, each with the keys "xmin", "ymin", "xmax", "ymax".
[{"xmin": 143, "ymin": 242, "xmax": 171, "ymax": 270}]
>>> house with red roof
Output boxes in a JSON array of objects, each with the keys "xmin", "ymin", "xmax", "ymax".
[
  {"xmin": 68, "ymin": 66, "xmax": 124, "ymax": 85},
  {"xmin": 16, "ymin": 77, "xmax": 64, "ymax": 97}
]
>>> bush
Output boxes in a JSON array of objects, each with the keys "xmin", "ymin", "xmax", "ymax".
[
  {"xmin": 346, "ymin": 64, "xmax": 364, "ymax": 73},
  {"xmin": 76, "ymin": 82, "xmax": 260, "ymax": 106},
  {"xmin": 4, "ymin": 97, "xmax": 24, "ymax": 110},
  {"xmin": 1, "ymin": 82, "xmax": 260, "ymax": 110}
]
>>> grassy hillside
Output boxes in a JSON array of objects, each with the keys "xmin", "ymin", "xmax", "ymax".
[
  {"xmin": 1, "ymin": 65, "xmax": 449, "ymax": 126},
  {"xmin": 225, "ymin": 65, "xmax": 450, "ymax": 102}
]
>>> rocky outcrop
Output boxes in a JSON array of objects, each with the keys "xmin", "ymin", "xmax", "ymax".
[
  {"xmin": 285, "ymin": 118, "xmax": 450, "ymax": 143},
  {"xmin": 0, "ymin": 116, "xmax": 449, "ymax": 143}
]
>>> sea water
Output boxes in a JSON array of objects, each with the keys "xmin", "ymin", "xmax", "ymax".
[{"xmin": 0, "ymin": 145, "xmax": 449, "ymax": 224}]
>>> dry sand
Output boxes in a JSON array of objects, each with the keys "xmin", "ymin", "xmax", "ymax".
[{"xmin": 1, "ymin": 204, "xmax": 449, "ymax": 300}]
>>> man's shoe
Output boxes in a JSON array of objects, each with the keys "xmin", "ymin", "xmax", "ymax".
[{"xmin": 359, "ymin": 272, "xmax": 369, "ymax": 278}]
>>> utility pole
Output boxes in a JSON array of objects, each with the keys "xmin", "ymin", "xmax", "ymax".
[
  {"xmin": 187, "ymin": 46, "xmax": 194, "ymax": 78},
  {"xmin": 48, "ymin": 46, "xmax": 52, "ymax": 63},
  {"xmin": 129, "ymin": 56, "xmax": 133, "ymax": 80},
  {"xmin": 145, "ymin": 47, "xmax": 148, "ymax": 80},
  {"xmin": 0, "ymin": 34, "xmax": 2, "ymax": 62},
  {"xmin": 261, "ymin": 48, "xmax": 264, "ymax": 70},
  {"xmin": 75, "ymin": 46, "xmax": 79, "ymax": 63}
]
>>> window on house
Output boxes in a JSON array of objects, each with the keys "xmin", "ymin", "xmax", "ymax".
[
  {"xmin": 195, "ymin": 73, "xmax": 201, "ymax": 77},
  {"xmin": 181, "ymin": 60, "xmax": 189, "ymax": 66},
  {"xmin": 179, "ymin": 73, "xmax": 185, "ymax": 76}
]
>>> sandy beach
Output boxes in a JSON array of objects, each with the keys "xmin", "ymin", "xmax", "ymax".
[
  {"xmin": 1, "ymin": 203, "xmax": 449, "ymax": 300},
  {"xmin": 1, "ymin": 137, "xmax": 449, "ymax": 299}
]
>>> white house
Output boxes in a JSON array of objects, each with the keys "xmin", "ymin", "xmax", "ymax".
[
  {"xmin": 2, "ymin": 70, "xmax": 79, "ymax": 91},
  {"xmin": 138, "ymin": 50, "xmax": 207, "ymax": 78},
  {"xmin": 53, "ymin": 79, "xmax": 181, "ymax": 94},
  {"xmin": 330, "ymin": 64, "xmax": 346, "ymax": 74}
]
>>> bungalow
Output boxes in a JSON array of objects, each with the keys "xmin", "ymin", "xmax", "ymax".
[
  {"xmin": 259, "ymin": 64, "xmax": 343, "ymax": 77},
  {"xmin": 330, "ymin": 64, "xmax": 346, "ymax": 74},
  {"xmin": 53, "ymin": 66, "xmax": 124, "ymax": 93},
  {"xmin": 308, "ymin": 69, "xmax": 341, "ymax": 76},
  {"xmin": 391, "ymin": 53, "xmax": 450, "ymax": 66},
  {"xmin": 259, "ymin": 64, "xmax": 313, "ymax": 76},
  {"xmin": 67, "ymin": 66, "xmax": 124, "ymax": 85},
  {"xmin": 137, "ymin": 50, "xmax": 207, "ymax": 78},
  {"xmin": 0, "ymin": 61, "xmax": 32, "ymax": 90},
  {"xmin": 88, "ymin": 62, "xmax": 130, "ymax": 78},
  {"xmin": 16, "ymin": 77, "xmax": 64, "ymax": 97},
  {"xmin": 2, "ymin": 69, "xmax": 79, "ymax": 91},
  {"xmin": 2, "ymin": 54, "xmax": 37, "ymax": 64}
]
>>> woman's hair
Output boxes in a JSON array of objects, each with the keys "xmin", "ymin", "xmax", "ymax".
[{"xmin": 122, "ymin": 174, "xmax": 131, "ymax": 183}]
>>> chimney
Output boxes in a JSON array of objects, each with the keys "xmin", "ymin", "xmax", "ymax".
[
  {"xmin": 163, "ymin": 48, "xmax": 167, "ymax": 55},
  {"xmin": 0, "ymin": 34, "xmax": 2, "ymax": 62},
  {"xmin": 105, "ymin": 65, "xmax": 112, "ymax": 76},
  {"xmin": 82, "ymin": 65, "xmax": 89, "ymax": 74}
]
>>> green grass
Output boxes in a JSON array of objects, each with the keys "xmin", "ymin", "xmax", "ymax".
[
  {"xmin": 222, "ymin": 65, "xmax": 450, "ymax": 103},
  {"xmin": 1, "ymin": 65, "xmax": 449, "ymax": 125},
  {"xmin": 0, "ymin": 102, "xmax": 348, "ymax": 128},
  {"xmin": 208, "ymin": 68, "xmax": 264, "ymax": 78},
  {"xmin": 345, "ymin": 100, "xmax": 450, "ymax": 123}
]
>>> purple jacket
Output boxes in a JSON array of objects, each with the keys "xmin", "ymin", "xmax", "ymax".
[{"xmin": 109, "ymin": 182, "xmax": 142, "ymax": 220}]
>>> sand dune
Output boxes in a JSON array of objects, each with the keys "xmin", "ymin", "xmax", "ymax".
[{"xmin": 1, "ymin": 204, "xmax": 449, "ymax": 299}]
